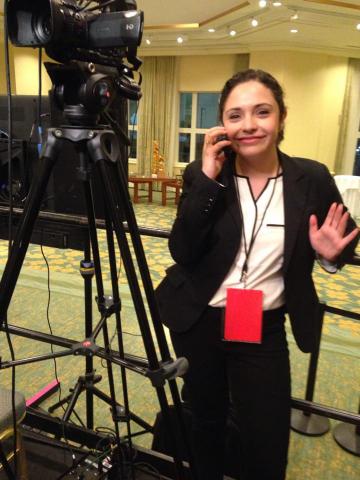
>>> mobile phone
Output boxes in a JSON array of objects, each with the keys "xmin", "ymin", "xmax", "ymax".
[
  {"xmin": 216, "ymin": 134, "xmax": 232, "ymax": 156},
  {"xmin": 216, "ymin": 134, "xmax": 228, "ymax": 143}
]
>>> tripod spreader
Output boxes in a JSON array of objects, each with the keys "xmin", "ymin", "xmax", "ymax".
[
  {"xmin": 145, "ymin": 357, "xmax": 189, "ymax": 388},
  {"xmin": 73, "ymin": 338, "xmax": 100, "ymax": 356},
  {"xmin": 96, "ymin": 294, "xmax": 121, "ymax": 316},
  {"xmin": 0, "ymin": 339, "xmax": 189, "ymax": 387},
  {"xmin": 0, "ymin": 339, "xmax": 100, "ymax": 370}
]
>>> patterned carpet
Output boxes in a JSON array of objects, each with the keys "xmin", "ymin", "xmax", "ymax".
[{"xmin": 0, "ymin": 198, "xmax": 359, "ymax": 480}]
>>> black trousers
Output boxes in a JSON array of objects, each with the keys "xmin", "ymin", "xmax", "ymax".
[{"xmin": 170, "ymin": 306, "xmax": 291, "ymax": 480}]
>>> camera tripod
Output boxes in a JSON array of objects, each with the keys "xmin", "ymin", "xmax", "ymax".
[{"xmin": 0, "ymin": 110, "xmax": 195, "ymax": 479}]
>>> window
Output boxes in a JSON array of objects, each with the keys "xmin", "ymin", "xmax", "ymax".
[
  {"xmin": 178, "ymin": 92, "xmax": 220, "ymax": 164},
  {"xmin": 128, "ymin": 99, "xmax": 139, "ymax": 160},
  {"xmin": 353, "ymin": 138, "xmax": 360, "ymax": 175}
]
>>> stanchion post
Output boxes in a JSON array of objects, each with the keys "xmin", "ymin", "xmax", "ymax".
[
  {"xmin": 291, "ymin": 302, "xmax": 330, "ymax": 436},
  {"xmin": 332, "ymin": 394, "xmax": 360, "ymax": 456}
]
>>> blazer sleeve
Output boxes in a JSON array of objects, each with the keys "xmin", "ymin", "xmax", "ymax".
[
  {"xmin": 316, "ymin": 163, "xmax": 359, "ymax": 268},
  {"xmin": 168, "ymin": 161, "xmax": 227, "ymax": 266}
]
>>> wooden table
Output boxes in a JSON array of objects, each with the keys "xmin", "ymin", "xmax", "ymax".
[
  {"xmin": 128, "ymin": 176, "xmax": 154, "ymax": 203},
  {"xmin": 128, "ymin": 176, "xmax": 178, "ymax": 204},
  {"xmin": 161, "ymin": 178, "xmax": 183, "ymax": 206}
]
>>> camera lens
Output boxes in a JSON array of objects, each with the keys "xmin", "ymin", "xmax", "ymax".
[{"xmin": 32, "ymin": 13, "xmax": 53, "ymax": 44}]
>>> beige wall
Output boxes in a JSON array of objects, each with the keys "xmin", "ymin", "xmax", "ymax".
[
  {"xmin": 0, "ymin": 44, "xmax": 16, "ymax": 93},
  {"xmin": 12, "ymin": 47, "xmax": 52, "ymax": 95},
  {"xmin": 178, "ymin": 54, "xmax": 248, "ymax": 91},
  {"xmin": 0, "ymin": 44, "xmax": 52, "ymax": 95},
  {"xmin": 250, "ymin": 51, "xmax": 348, "ymax": 171}
]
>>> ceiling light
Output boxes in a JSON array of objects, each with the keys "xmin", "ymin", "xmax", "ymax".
[
  {"xmin": 290, "ymin": 29, "xmax": 298, "ymax": 33},
  {"xmin": 251, "ymin": 18, "xmax": 259, "ymax": 27},
  {"xmin": 291, "ymin": 11, "xmax": 299, "ymax": 20},
  {"xmin": 177, "ymin": 36, "xmax": 184, "ymax": 44},
  {"xmin": 357, "ymin": 23, "xmax": 360, "ymax": 30},
  {"xmin": 208, "ymin": 28, "xmax": 216, "ymax": 33},
  {"xmin": 272, "ymin": 1, "xmax": 282, "ymax": 6},
  {"xmin": 259, "ymin": 0, "xmax": 267, "ymax": 7},
  {"xmin": 229, "ymin": 29, "xmax": 237, "ymax": 37},
  {"xmin": 145, "ymin": 38, "xmax": 151, "ymax": 45}
]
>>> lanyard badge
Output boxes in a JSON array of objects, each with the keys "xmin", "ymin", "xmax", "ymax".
[
  {"xmin": 222, "ymin": 169, "xmax": 280, "ymax": 343},
  {"xmin": 223, "ymin": 288, "xmax": 263, "ymax": 343}
]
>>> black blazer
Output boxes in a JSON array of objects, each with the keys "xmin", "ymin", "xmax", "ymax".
[{"xmin": 155, "ymin": 152, "xmax": 359, "ymax": 353}]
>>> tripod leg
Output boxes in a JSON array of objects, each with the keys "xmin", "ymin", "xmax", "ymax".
[
  {"xmin": 103, "ymin": 205, "xmax": 136, "ymax": 480},
  {"xmin": 78, "ymin": 174, "xmax": 99, "ymax": 431},
  {"xmin": 81, "ymin": 237, "xmax": 96, "ymax": 430},
  {"xmin": 0, "ymin": 130, "xmax": 61, "ymax": 322},
  {"xmin": 88, "ymin": 131, "xmax": 192, "ymax": 480},
  {"xmin": 108, "ymin": 155, "xmax": 197, "ymax": 477},
  {"xmin": 62, "ymin": 380, "xmax": 86, "ymax": 423},
  {"xmin": 48, "ymin": 390, "xmax": 78, "ymax": 413},
  {"xmin": 81, "ymin": 166, "xmax": 126, "ymax": 479}
]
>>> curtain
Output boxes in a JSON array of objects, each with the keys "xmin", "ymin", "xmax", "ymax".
[
  {"xmin": 137, "ymin": 56, "xmax": 178, "ymax": 176},
  {"xmin": 334, "ymin": 58, "xmax": 360, "ymax": 174}
]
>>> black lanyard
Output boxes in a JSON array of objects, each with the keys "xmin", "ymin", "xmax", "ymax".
[{"xmin": 234, "ymin": 165, "xmax": 280, "ymax": 287}]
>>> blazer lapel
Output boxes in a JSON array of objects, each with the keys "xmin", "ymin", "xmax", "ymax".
[
  {"xmin": 220, "ymin": 157, "xmax": 242, "ymax": 233},
  {"xmin": 282, "ymin": 153, "xmax": 310, "ymax": 274}
]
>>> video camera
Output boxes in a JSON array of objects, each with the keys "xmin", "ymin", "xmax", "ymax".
[
  {"xmin": 5, "ymin": 0, "xmax": 144, "ymax": 124},
  {"xmin": 6, "ymin": 0, "xmax": 143, "ymax": 69}
]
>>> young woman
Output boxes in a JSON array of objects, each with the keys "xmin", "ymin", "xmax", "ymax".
[{"xmin": 156, "ymin": 69, "xmax": 359, "ymax": 480}]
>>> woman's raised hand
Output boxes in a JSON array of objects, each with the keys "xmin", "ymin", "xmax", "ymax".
[
  {"xmin": 309, "ymin": 203, "xmax": 359, "ymax": 262},
  {"xmin": 202, "ymin": 127, "xmax": 232, "ymax": 180}
]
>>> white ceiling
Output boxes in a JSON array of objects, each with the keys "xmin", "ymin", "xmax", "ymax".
[
  {"xmin": 0, "ymin": 0, "xmax": 359, "ymax": 58},
  {"xmin": 136, "ymin": 0, "xmax": 360, "ymax": 58}
]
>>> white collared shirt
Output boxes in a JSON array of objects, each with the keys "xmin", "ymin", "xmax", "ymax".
[{"xmin": 209, "ymin": 174, "xmax": 285, "ymax": 311}]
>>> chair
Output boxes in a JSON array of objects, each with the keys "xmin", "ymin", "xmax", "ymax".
[
  {"xmin": 0, "ymin": 388, "xmax": 28, "ymax": 479},
  {"xmin": 161, "ymin": 178, "xmax": 183, "ymax": 206},
  {"xmin": 334, "ymin": 175, "xmax": 360, "ymax": 219}
]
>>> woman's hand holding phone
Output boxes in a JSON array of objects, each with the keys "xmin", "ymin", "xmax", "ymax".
[{"xmin": 202, "ymin": 127, "xmax": 232, "ymax": 180}]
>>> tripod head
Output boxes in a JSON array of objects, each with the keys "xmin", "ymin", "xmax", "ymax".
[{"xmin": 46, "ymin": 60, "xmax": 141, "ymax": 131}]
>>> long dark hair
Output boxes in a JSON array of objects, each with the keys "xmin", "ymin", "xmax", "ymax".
[{"xmin": 219, "ymin": 69, "xmax": 287, "ymax": 143}]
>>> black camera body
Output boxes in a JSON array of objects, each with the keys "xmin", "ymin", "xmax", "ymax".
[{"xmin": 6, "ymin": 0, "xmax": 143, "ymax": 67}]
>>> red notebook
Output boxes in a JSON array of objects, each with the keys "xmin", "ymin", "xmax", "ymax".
[{"xmin": 223, "ymin": 288, "xmax": 263, "ymax": 343}]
